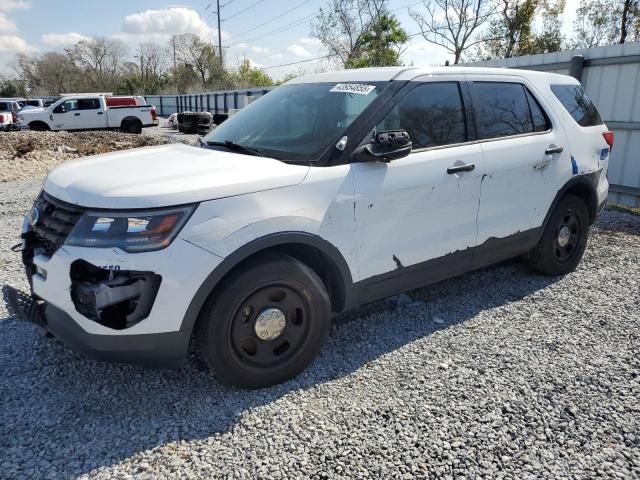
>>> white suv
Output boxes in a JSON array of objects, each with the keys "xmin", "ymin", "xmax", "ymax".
[{"xmin": 21, "ymin": 67, "xmax": 611, "ymax": 388}]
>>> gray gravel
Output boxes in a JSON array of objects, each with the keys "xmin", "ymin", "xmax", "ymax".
[{"xmin": 1, "ymin": 177, "xmax": 639, "ymax": 479}]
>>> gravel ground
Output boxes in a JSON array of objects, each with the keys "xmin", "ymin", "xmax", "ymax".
[
  {"xmin": 0, "ymin": 177, "xmax": 639, "ymax": 479},
  {"xmin": 0, "ymin": 125, "xmax": 197, "ymax": 183}
]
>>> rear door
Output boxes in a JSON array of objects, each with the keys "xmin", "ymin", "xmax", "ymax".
[
  {"xmin": 467, "ymin": 75, "xmax": 571, "ymax": 251},
  {"xmin": 76, "ymin": 98, "xmax": 105, "ymax": 129}
]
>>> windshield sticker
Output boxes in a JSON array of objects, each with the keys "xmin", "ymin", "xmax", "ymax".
[{"xmin": 330, "ymin": 83, "xmax": 376, "ymax": 95}]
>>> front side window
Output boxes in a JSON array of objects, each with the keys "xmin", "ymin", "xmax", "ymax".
[
  {"xmin": 550, "ymin": 84, "xmax": 603, "ymax": 127},
  {"xmin": 472, "ymin": 82, "xmax": 538, "ymax": 139},
  {"xmin": 204, "ymin": 82, "xmax": 384, "ymax": 162},
  {"xmin": 376, "ymin": 82, "xmax": 467, "ymax": 149}
]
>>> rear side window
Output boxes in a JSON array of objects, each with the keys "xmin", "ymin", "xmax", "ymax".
[
  {"xmin": 377, "ymin": 82, "xmax": 467, "ymax": 149},
  {"xmin": 550, "ymin": 84, "xmax": 603, "ymax": 127},
  {"xmin": 78, "ymin": 98, "xmax": 101, "ymax": 110},
  {"xmin": 525, "ymin": 89, "xmax": 551, "ymax": 132},
  {"xmin": 472, "ymin": 82, "xmax": 537, "ymax": 139},
  {"xmin": 0, "ymin": 102, "xmax": 8, "ymax": 111}
]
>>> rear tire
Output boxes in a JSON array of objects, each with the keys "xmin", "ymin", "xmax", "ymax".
[
  {"xmin": 195, "ymin": 253, "xmax": 331, "ymax": 389},
  {"xmin": 525, "ymin": 194, "xmax": 589, "ymax": 276},
  {"xmin": 121, "ymin": 120, "xmax": 142, "ymax": 134}
]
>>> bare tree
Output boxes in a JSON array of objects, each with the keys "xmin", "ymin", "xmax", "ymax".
[
  {"xmin": 572, "ymin": 0, "xmax": 617, "ymax": 48},
  {"xmin": 14, "ymin": 52, "xmax": 84, "ymax": 95},
  {"xmin": 410, "ymin": 0, "xmax": 495, "ymax": 64},
  {"xmin": 66, "ymin": 38, "xmax": 128, "ymax": 92},
  {"xmin": 171, "ymin": 34, "xmax": 227, "ymax": 90},
  {"xmin": 311, "ymin": 0, "xmax": 394, "ymax": 67}
]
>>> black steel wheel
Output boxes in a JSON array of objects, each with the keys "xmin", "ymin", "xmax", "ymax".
[
  {"xmin": 525, "ymin": 194, "xmax": 590, "ymax": 276},
  {"xmin": 195, "ymin": 253, "xmax": 330, "ymax": 389}
]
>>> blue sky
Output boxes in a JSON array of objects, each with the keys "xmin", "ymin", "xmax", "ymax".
[{"xmin": 0, "ymin": 0, "xmax": 581, "ymax": 80}]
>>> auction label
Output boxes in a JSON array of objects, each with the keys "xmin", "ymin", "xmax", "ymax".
[{"xmin": 330, "ymin": 83, "xmax": 376, "ymax": 95}]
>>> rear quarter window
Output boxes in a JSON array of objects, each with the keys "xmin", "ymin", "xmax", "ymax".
[{"xmin": 550, "ymin": 84, "xmax": 603, "ymax": 127}]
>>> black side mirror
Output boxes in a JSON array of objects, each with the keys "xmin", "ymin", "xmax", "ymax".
[
  {"xmin": 53, "ymin": 105, "xmax": 66, "ymax": 114},
  {"xmin": 353, "ymin": 130, "xmax": 412, "ymax": 163}
]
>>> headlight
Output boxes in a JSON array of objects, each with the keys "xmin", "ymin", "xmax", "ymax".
[{"xmin": 65, "ymin": 205, "xmax": 196, "ymax": 252}]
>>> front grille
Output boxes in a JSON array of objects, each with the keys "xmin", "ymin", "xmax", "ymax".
[{"xmin": 31, "ymin": 193, "xmax": 85, "ymax": 256}]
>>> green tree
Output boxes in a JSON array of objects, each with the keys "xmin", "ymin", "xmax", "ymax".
[
  {"xmin": 234, "ymin": 58, "xmax": 274, "ymax": 88},
  {"xmin": 481, "ymin": 0, "xmax": 540, "ymax": 59},
  {"xmin": 529, "ymin": 0, "xmax": 566, "ymax": 53},
  {"xmin": 346, "ymin": 13, "xmax": 408, "ymax": 67},
  {"xmin": 312, "ymin": 0, "xmax": 408, "ymax": 67}
]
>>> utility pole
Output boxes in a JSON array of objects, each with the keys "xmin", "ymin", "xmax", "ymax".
[
  {"xmin": 216, "ymin": 0, "xmax": 223, "ymax": 64},
  {"xmin": 171, "ymin": 37, "xmax": 177, "ymax": 70}
]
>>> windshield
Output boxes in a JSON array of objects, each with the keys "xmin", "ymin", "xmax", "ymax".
[{"xmin": 204, "ymin": 82, "xmax": 385, "ymax": 162}]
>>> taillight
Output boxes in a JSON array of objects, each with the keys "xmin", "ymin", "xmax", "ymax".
[
  {"xmin": 0, "ymin": 114, "xmax": 4, "ymax": 123},
  {"xmin": 603, "ymin": 131, "xmax": 614, "ymax": 151},
  {"xmin": 11, "ymin": 111, "xmax": 16, "ymax": 123},
  {"xmin": 151, "ymin": 107, "xmax": 157, "ymax": 121}
]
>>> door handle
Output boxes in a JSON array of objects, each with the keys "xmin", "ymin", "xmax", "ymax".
[
  {"xmin": 545, "ymin": 146, "xmax": 563, "ymax": 155},
  {"xmin": 447, "ymin": 163, "xmax": 475, "ymax": 174},
  {"xmin": 97, "ymin": 112, "xmax": 104, "ymax": 115},
  {"xmin": 74, "ymin": 113, "xmax": 80, "ymax": 116}
]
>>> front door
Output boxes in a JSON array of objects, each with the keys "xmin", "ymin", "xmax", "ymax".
[{"xmin": 352, "ymin": 79, "xmax": 484, "ymax": 298}]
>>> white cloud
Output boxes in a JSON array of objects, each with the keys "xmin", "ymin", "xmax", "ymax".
[
  {"xmin": 249, "ymin": 46, "xmax": 268, "ymax": 54},
  {"xmin": 114, "ymin": 7, "xmax": 226, "ymax": 44},
  {"xmin": 0, "ymin": 12, "xmax": 16, "ymax": 33},
  {"xmin": 287, "ymin": 44, "xmax": 311, "ymax": 58},
  {"xmin": 299, "ymin": 37, "xmax": 321, "ymax": 46},
  {"xmin": 0, "ymin": 0, "xmax": 31, "ymax": 13},
  {"xmin": 41, "ymin": 32, "xmax": 91, "ymax": 47},
  {"xmin": 0, "ymin": 34, "xmax": 36, "ymax": 53}
]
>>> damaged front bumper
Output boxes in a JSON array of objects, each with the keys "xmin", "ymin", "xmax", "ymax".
[{"xmin": 21, "ymin": 231, "xmax": 222, "ymax": 368}]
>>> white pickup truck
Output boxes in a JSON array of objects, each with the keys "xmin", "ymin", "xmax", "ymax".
[{"xmin": 18, "ymin": 95, "xmax": 154, "ymax": 134}]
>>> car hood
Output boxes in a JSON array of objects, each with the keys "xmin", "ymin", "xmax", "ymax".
[
  {"xmin": 20, "ymin": 107, "xmax": 47, "ymax": 115},
  {"xmin": 43, "ymin": 143, "xmax": 310, "ymax": 209}
]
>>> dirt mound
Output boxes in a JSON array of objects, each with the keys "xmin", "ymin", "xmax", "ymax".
[{"xmin": 0, "ymin": 131, "xmax": 172, "ymax": 182}]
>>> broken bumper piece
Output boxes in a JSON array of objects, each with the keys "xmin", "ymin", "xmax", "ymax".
[{"xmin": 70, "ymin": 260, "xmax": 161, "ymax": 330}]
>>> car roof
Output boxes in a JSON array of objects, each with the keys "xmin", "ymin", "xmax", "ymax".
[{"xmin": 287, "ymin": 66, "xmax": 578, "ymax": 86}]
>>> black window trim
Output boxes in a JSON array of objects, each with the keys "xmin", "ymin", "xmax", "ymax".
[
  {"xmin": 468, "ymin": 80, "xmax": 554, "ymax": 143},
  {"xmin": 345, "ymin": 79, "xmax": 474, "ymax": 161},
  {"xmin": 344, "ymin": 78, "xmax": 556, "ymax": 164}
]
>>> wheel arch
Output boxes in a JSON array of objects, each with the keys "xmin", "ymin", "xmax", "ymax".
[
  {"xmin": 28, "ymin": 120, "xmax": 50, "ymax": 131},
  {"xmin": 121, "ymin": 116, "xmax": 142, "ymax": 127},
  {"xmin": 180, "ymin": 232, "xmax": 354, "ymax": 332},
  {"xmin": 541, "ymin": 173, "xmax": 600, "ymax": 237}
]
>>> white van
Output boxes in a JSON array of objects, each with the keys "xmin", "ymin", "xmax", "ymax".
[{"xmin": 20, "ymin": 67, "xmax": 611, "ymax": 388}]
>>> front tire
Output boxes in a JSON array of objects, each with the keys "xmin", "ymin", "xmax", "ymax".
[
  {"xmin": 195, "ymin": 253, "xmax": 331, "ymax": 389},
  {"xmin": 525, "ymin": 194, "xmax": 590, "ymax": 275}
]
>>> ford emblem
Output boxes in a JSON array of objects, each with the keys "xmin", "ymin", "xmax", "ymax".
[{"xmin": 28, "ymin": 206, "xmax": 40, "ymax": 226}]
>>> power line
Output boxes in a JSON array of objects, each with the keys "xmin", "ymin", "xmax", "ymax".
[
  {"xmin": 224, "ymin": 0, "xmax": 266, "ymax": 21},
  {"xmin": 229, "ymin": 13, "xmax": 315, "ymax": 46},
  {"xmin": 226, "ymin": 0, "xmax": 314, "ymax": 41},
  {"xmin": 262, "ymin": 55, "xmax": 330, "ymax": 70}
]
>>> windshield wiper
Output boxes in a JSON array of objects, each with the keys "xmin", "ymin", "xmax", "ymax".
[{"xmin": 205, "ymin": 140, "xmax": 263, "ymax": 157}]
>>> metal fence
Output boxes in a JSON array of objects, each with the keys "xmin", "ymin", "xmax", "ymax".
[
  {"xmin": 145, "ymin": 87, "xmax": 273, "ymax": 118},
  {"xmin": 468, "ymin": 42, "xmax": 640, "ymax": 207}
]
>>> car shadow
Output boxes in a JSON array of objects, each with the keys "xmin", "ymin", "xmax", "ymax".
[{"xmin": 0, "ymin": 259, "xmax": 559, "ymax": 478}]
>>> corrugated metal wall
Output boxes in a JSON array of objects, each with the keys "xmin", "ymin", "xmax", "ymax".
[
  {"xmin": 468, "ymin": 43, "xmax": 640, "ymax": 207},
  {"xmin": 145, "ymin": 87, "xmax": 272, "ymax": 117}
]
